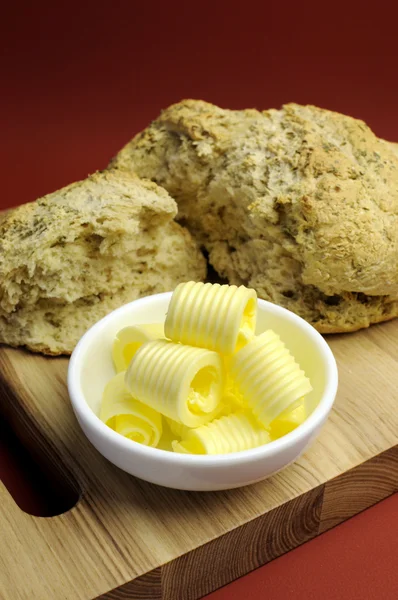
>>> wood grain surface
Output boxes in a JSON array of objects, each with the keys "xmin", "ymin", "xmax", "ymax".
[{"xmin": 1, "ymin": 318, "xmax": 398, "ymax": 600}]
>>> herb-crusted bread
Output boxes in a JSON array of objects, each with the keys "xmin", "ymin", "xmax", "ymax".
[
  {"xmin": 111, "ymin": 100, "xmax": 398, "ymax": 333},
  {"xmin": 0, "ymin": 170, "xmax": 206, "ymax": 354}
]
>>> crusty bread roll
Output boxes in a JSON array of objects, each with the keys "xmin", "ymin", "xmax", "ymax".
[
  {"xmin": 111, "ymin": 100, "xmax": 398, "ymax": 333},
  {"xmin": 0, "ymin": 170, "xmax": 206, "ymax": 354}
]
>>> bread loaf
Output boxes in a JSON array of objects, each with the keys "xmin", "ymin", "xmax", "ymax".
[
  {"xmin": 0, "ymin": 170, "xmax": 206, "ymax": 354},
  {"xmin": 111, "ymin": 100, "xmax": 398, "ymax": 333}
]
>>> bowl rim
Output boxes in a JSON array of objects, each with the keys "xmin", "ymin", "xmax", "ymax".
[{"xmin": 68, "ymin": 292, "xmax": 338, "ymax": 467}]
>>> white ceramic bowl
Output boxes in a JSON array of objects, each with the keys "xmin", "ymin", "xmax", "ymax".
[{"xmin": 68, "ymin": 293, "xmax": 338, "ymax": 491}]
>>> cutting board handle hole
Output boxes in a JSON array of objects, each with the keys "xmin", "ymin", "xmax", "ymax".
[{"xmin": 0, "ymin": 420, "xmax": 80, "ymax": 517}]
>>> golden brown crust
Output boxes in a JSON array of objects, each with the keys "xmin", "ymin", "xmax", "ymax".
[
  {"xmin": 0, "ymin": 341, "xmax": 66, "ymax": 356},
  {"xmin": 315, "ymin": 311, "xmax": 398, "ymax": 334}
]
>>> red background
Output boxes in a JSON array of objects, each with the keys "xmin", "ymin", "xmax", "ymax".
[{"xmin": 1, "ymin": 2, "xmax": 397, "ymax": 598}]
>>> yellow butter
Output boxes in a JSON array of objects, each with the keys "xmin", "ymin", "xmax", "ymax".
[
  {"xmin": 112, "ymin": 323, "xmax": 165, "ymax": 373},
  {"xmin": 125, "ymin": 339, "xmax": 224, "ymax": 428},
  {"xmin": 100, "ymin": 372, "xmax": 162, "ymax": 447},
  {"xmin": 270, "ymin": 399, "xmax": 307, "ymax": 439},
  {"xmin": 172, "ymin": 412, "xmax": 270, "ymax": 454},
  {"xmin": 156, "ymin": 424, "xmax": 176, "ymax": 452},
  {"xmin": 222, "ymin": 356, "xmax": 247, "ymax": 410},
  {"xmin": 164, "ymin": 281, "xmax": 257, "ymax": 355},
  {"xmin": 166, "ymin": 402, "xmax": 231, "ymax": 441},
  {"xmin": 166, "ymin": 417, "xmax": 190, "ymax": 440},
  {"xmin": 230, "ymin": 330, "xmax": 313, "ymax": 427}
]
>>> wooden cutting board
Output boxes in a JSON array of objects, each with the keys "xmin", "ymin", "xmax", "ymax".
[{"xmin": 1, "ymin": 319, "xmax": 398, "ymax": 600}]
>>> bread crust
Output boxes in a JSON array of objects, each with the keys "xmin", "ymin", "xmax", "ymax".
[{"xmin": 316, "ymin": 311, "xmax": 398, "ymax": 334}]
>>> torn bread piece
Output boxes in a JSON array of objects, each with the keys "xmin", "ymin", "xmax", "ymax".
[
  {"xmin": 0, "ymin": 170, "xmax": 206, "ymax": 354},
  {"xmin": 111, "ymin": 100, "xmax": 398, "ymax": 333}
]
